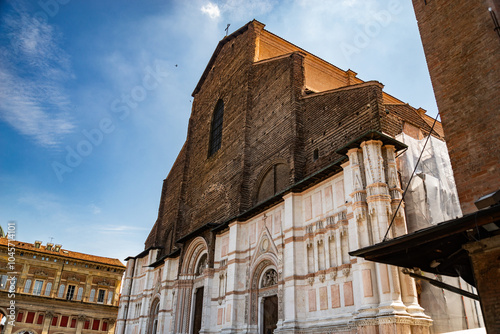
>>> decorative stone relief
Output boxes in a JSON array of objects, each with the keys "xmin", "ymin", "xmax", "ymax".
[
  {"xmin": 307, "ymin": 277, "xmax": 314, "ymax": 286},
  {"xmin": 261, "ymin": 269, "xmax": 278, "ymax": 288},
  {"xmin": 33, "ymin": 270, "xmax": 48, "ymax": 277},
  {"xmin": 319, "ymin": 274, "xmax": 325, "ymax": 283},
  {"xmin": 68, "ymin": 275, "xmax": 81, "ymax": 282}
]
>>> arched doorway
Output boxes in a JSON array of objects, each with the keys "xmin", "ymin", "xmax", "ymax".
[
  {"xmin": 175, "ymin": 237, "xmax": 209, "ymax": 334},
  {"xmin": 148, "ymin": 298, "xmax": 160, "ymax": 334},
  {"xmin": 260, "ymin": 269, "xmax": 278, "ymax": 334},
  {"xmin": 248, "ymin": 258, "xmax": 279, "ymax": 334}
]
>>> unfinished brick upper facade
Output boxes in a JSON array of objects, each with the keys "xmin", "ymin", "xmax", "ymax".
[{"xmin": 145, "ymin": 20, "xmax": 442, "ymax": 256}]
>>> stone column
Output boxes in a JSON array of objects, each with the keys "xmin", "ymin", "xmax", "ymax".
[
  {"xmin": 16, "ymin": 262, "xmax": 30, "ymax": 294},
  {"xmin": 279, "ymin": 193, "xmax": 302, "ymax": 332},
  {"xmin": 347, "ymin": 148, "xmax": 369, "ymax": 248},
  {"xmin": 222, "ymin": 221, "xmax": 240, "ymax": 333},
  {"xmin": 76, "ymin": 315, "xmax": 86, "ymax": 334},
  {"xmin": 384, "ymin": 145, "xmax": 406, "ymax": 237},
  {"xmin": 83, "ymin": 275, "xmax": 93, "ymax": 302},
  {"xmin": 107, "ymin": 319, "xmax": 116, "ymax": 334},
  {"xmin": 3, "ymin": 319, "xmax": 14, "ymax": 334},
  {"xmin": 345, "ymin": 145, "xmax": 379, "ymax": 330},
  {"xmin": 41, "ymin": 311, "xmax": 53, "ymax": 334}
]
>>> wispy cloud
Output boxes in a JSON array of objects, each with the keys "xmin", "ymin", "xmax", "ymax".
[
  {"xmin": 0, "ymin": 6, "xmax": 75, "ymax": 148},
  {"xmin": 201, "ymin": 0, "xmax": 276, "ymax": 20},
  {"xmin": 96, "ymin": 225, "xmax": 149, "ymax": 233},
  {"xmin": 201, "ymin": 2, "xmax": 221, "ymax": 19},
  {"xmin": 89, "ymin": 204, "xmax": 102, "ymax": 215}
]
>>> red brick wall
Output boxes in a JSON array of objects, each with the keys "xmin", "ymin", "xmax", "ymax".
[
  {"xmin": 412, "ymin": 0, "xmax": 500, "ymax": 214},
  {"xmin": 464, "ymin": 237, "xmax": 500, "ymax": 333}
]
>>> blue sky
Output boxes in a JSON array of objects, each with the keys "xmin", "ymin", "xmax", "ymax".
[{"xmin": 0, "ymin": 0, "xmax": 438, "ymax": 263}]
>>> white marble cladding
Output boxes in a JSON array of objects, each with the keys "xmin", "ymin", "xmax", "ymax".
[{"xmin": 116, "ymin": 139, "xmax": 432, "ymax": 334}]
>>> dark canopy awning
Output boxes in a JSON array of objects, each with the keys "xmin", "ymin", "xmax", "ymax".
[{"xmin": 349, "ymin": 205, "xmax": 500, "ymax": 286}]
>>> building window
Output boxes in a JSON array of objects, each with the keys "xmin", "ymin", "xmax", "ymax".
[
  {"xmin": 26, "ymin": 312, "xmax": 35, "ymax": 324},
  {"xmin": 58, "ymin": 284, "xmax": 65, "ymax": 298},
  {"xmin": 77, "ymin": 287, "xmax": 84, "ymax": 300},
  {"xmin": 24, "ymin": 279, "xmax": 32, "ymax": 293},
  {"xmin": 107, "ymin": 291, "xmax": 113, "ymax": 304},
  {"xmin": 16, "ymin": 312, "xmax": 24, "ymax": 322},
  {"xmin": 89, "ymin": 288, "xmax": 96, "ymax": 302},
  {"xmin": 51, "ymin": 315, "xmax": 58, "ymax": 326},
  {"xmin": 37, "ymin": 314, "xmax": 44, "ymax": 325},
  {"xmin": 208, "ymin": 99, "xmax": 224, "ymax": 157},
  {"xmin": 0, "ymin": 275, "xmax": 8, "ymax": 290},
  {"xmin": 44, "ymin": 282, "xmax": 52, "ymax": 296},
  {"xmin": 33, "ymin": 280, "xmax": 43, "ymax": 295},
  {"xmin": 150, "ymin": 301, "xmax": 160, "ymax": 334},
  {"xmin": 97, "ymin": 289, "xmax": 106, "ymax": 303},
  {"xmin": 92, "ymin": 319, "xmax": 100, "ymax": 331},
  {"xmin": 256, "ymin": 163, "xmax": 290, "ymax": 204},
  {"xmin": 70, "ymin": 317, "xmax": 77, "ymax": 328},
  {"xmin": 66, "ymin": 285, "xmax": 75, "ymax": 300},
  {"xmin": 60, "ymin": 315, "xmax": 69, "ymax": 327}
]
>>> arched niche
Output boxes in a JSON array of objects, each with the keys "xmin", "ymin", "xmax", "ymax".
[{"xmin": 255, "ymin": 161, "xmax": 290, "ymax": 204}]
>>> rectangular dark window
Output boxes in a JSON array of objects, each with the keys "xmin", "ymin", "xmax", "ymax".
[
  {"xmin": 70, "ymin": 318, "xmax": 77, "ymax": 328},
  {"xmin": 97, "ymin": 289, "xmax": 106, "ymax": 303},
  {"xmin": 92, "ymin": 319, "xmax": 100, "ymax": 331},
  {"xmin": 66, "ymin": 285, "xmax": 75, "ymax": 300},
  {"xmin": 37, "ymin": 314, "xmax": 44, "ymax": 325},
  {"xmin": 26, "ymin": 312, "xmax": 35, "ymax": 324},
  {"xmin": 51, "ymin": 316, "xmax": 58, "ymax": 326},
  {"xmin": 84, "ymin": 320, "xmax": 90, "ymax": 329},
  {"xmin": 60, "ymin": 315, "xmax": 69, "ymax": 327},
  {"xmin": 16, "ymin": 312, "xmax": 23, "ymax": 322},
  {"xmin": 102, "ymin": 321, "xmax": 108, "ymax": 331}
]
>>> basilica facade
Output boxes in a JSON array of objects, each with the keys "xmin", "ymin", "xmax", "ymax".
[{"xmin": 116, "ymin": 21, "xmax": 481, "ymax": 334}]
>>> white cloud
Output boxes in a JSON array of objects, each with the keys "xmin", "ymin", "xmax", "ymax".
[
  {"xmin": 0, "ymin": 8, "xmax": 75, "ymax": 148},
  {"xmin": 96, "ymin": 225, "xmax": 149, "ymax": 233},
  {"xmin": 201, "ymin": 2, "xmax": 221, "ymax": 19},
  {"xmin": 89, "ymin": 204, "xmax": 102, "ymax": 215}
]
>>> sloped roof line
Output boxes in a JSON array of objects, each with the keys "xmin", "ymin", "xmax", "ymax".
[{"xmin": 192, "ymin": 20, "xmax": 255, "ymax": 97}]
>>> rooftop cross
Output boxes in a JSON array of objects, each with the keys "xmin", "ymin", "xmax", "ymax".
[{"xmin": 225, "ymin": 24, "xmax": 230, "ymax": 36}]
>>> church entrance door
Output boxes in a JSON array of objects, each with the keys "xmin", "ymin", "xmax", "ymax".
[
  {"xmin": 192, "ymin": 286, "xmax": 204, "ymax": 334},
  {"xmin": 262, "ymin": 295, "xmax": 278, "ymax": 334}
]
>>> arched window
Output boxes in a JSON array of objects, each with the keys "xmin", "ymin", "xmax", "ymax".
[
  {"xmin": 23, "ymin": 279, "xmax": 32, "ymax": 293},
  {"xmin": 149, "ymin": 301, "xmax": 160, "ymax": 334},
  {"xmin": 89, "ymin": 288, "xmax": 96, "ymax": 302},
  {"xmin": 57, "ymin": 284, "xmax": 65, "ymax": 298},
  {"xmin": 77, "ymin": 287, "xmax": 84, "ymax": 300},
  {"xmin": 44, "ymin": 282, "xmax": 52, "ymax": 296},
  {"xmin": 208, "ymin": 99, "xmax": 224, "ymax": 157},
  {"xmin": 256, "ymin": 163, "xmax": 289, "ymax": 203},
  {"xmin": 107, "ymin": 291, "xmax": 114, "ymax": 304}
]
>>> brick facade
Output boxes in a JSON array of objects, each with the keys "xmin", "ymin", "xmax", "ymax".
[
  {"xmin": 145, "ymin": 20, "xmax": 444, "ymax": 259},
  {"xmin": 412, "ymin": 0, "xmax": 500, "ymax": 214}
]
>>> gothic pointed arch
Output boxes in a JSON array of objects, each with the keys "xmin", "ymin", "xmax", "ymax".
[
  {"xmin": 181, "ymin": 237, "xmax": 208, "ymax": 275},
  {"xmin": 254, "ymin": 160, "xmax": 290, "ymax": 204},
  {"xmin": 148, "ymin": 297, "xmax": 161, "ymax": 334}
]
